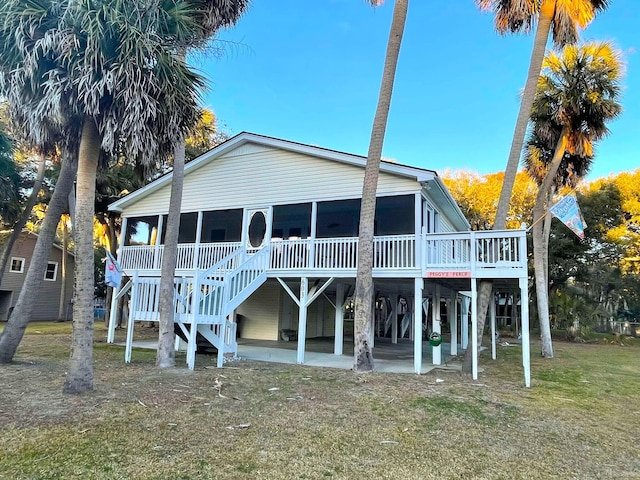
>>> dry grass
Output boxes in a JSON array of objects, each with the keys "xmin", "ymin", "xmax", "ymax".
[{"xmin": 0, "ymin": 322, "xmax": 639, "ymax": 479}]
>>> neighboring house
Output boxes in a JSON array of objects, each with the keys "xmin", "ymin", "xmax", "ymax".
[
  {"xmin": 0, "ymin": 230, "xmax": 74, "ymax": 321},
  {"xmin": 107, "ymin": 132, "xmax": 531, "ymax": 385}
]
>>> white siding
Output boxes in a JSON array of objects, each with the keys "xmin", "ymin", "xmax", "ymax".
[
  {"xmin": 122, "ymin": 145, "xmax": 420, "ymax": 217},
  {"xmin": 439, "ymin": 216, "xmax": 455, "ymax": 233},
  {"xmin": 237, "ymin": 283, "xmax": 281, "ymax": 340}
]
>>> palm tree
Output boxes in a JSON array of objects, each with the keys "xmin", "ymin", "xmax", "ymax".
[
  {"xmin": 155, "ymin": 1, "xmax": 249, "ymax": 370},
  {"xmin": 0, "ymin": 0, "xmax": 208, "ymax": 393},
  {"xmin": 527, "ymin": 41, "xmax": 622, "ymax": 357},
  {"xmin": 464, "ymin": 0, "xmax": 609, "ymax": 374},
  {"xmin": 353, "ymin": 0, "xmax": 408, "ymax": 372},
  {"xmin": 478, "ymin": 0, "xmax": 609, "ymax": 230},
  {"xmin": 0, "ymin": 148, "xmax": 78, "ymax": 363}
]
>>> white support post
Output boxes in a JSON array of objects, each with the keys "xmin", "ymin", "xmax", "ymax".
[
  {"xmin": 391, "ymin": 293, "xmax": 398, "ymax": 344},
  {"xmin": 108, "ymin": 216, "xmax": 127, "ymax": 344},
  {"xmin": 309, "ymin": 202, "xmax": 318, "ymax": 268},
  {"xmin": 520, "ymin": 277, "xmax": 531, "ymax": 388},
  {"xmin": 154, "ymin": 214, "xmax": 163, "ymax": 269},
  {"xmin": 413, "ymin": 278, "xmax": 423, "ymax": 374},
  {"xmin": 193, "ymin": 211, "xmax": 203, "ymax": 269},
  {"xmin": 471, "ymin": 278, "xmax": 478, "ymax": 380},
  {"xmin": 107, "ymin": 287, "xmax": 120, "ymax": 344},
  {"xmin": 414, "ymin": 193, "xmax": 422, "ymax": 271},
  {"xmin": 297, "ymin": 278, "xmax": 308, "ymax": 364},
  {"xmin": 334, "ymin": 283, "xmax": 344, "ymax": 355},
  {"xmin": 461, "ymin": 296, "xmax": 469, "ymax": 350},
  {"xmin": 450, "ymin": 295, "xmax": 458, "ymax": 356},
  {"xmin": 490, "ymin": 290, "xmax": 497, "ymax": 360},
  {"xmin": 432, "ymin": 285, "xmax": 441, "ymax": 365},
  {"xmin": 125, "ymin": 272, "xmax": 138, "ymax": 363},
  {"xmin": 187, "ymin": 321, "xmax": 198, "ymax": 370}
]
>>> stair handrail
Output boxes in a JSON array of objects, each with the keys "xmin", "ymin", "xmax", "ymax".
[{"xmin": 222, "ymin": 246, "xmax": 270, "ymax": 312}]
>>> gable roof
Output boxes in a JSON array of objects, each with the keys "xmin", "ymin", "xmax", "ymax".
[{"xmin": 108, "ymin": 132, "xmax": 469, "ymax": 229}]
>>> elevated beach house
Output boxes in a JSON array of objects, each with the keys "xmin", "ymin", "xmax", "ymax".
[{"xmin": 107, "ymin": 132, "xmax": 531, "ymax": 385}]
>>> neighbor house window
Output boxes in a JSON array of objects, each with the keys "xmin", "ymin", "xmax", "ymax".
[
  {"xmin": 10, "ymin": 257, "xmax": 25, "ymax": 273},
  {"xmin": 44, "ymin": 262, "xmax": 58, "ymax": 281}
]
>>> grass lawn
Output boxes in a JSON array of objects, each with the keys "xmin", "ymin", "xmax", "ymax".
[{"xmin": 1, "ymin": 322, "xmax": 639, "ymax": 479}]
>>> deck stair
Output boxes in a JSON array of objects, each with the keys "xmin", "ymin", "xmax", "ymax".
[{"xmin": 126, "ymin": 246, "xmax": 269, "ymax": 369}]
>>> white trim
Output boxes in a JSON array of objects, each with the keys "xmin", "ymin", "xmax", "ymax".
[
  {"xmin": 9, "ymin": 256, "xmax": 25, "ymax": 273},
  {"xmin": 44, "ymin": 261, "xmax": 58, "ymax": 282}
]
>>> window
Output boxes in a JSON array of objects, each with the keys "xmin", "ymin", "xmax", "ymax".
[
  {"xmin": 10, "ymin": 257, "xmax": 25, "ymax": 273},
  {"xmin": 44, "ymin": 262, "xmax": 58, "ymax": 281}
]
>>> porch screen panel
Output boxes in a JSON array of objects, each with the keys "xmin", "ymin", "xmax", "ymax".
[
  {"xmin": 200, "ymin": 209, "xmax": 242, "ymax": 242},
  {"xmin": 159, "ymin": 212, "xmax": 198, "ymax": 244},
  {"xmin": 272, "ymin": 203, "xmax": 311, "ymax": 239},
  {"xmin": 316, "ymin": 199, "xmax": 360, "ymax": 238},
  {"xmin": 316, "ymin": 195, "xmax": 414, "ymax": 238},
  {"xmin": 125, "ymin": 216, "xmax": 159, "ymax": 246},
  {"xmin": 375, "ymin": 195, "xmax": 414, "ymax": 235}
]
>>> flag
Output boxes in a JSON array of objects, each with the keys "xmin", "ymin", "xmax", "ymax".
[
  {"xmin": 549, "ymin": 194, "xmax": 587, "ymax": 239},
  {"xmin": 105, "ymin": 251, "xmax": 123, "ymax": 288}
]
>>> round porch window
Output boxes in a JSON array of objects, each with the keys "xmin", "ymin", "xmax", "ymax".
[{"xmin": 248, "ymin": 211, "xmax": 267, "ymax": 248}]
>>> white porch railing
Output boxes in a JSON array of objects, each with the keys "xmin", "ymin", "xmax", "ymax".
[
  {"xmin": 119, "ymin": 231, "xmax": 526, "ymax": 275},
  {"xmin": 424, "ymin": 230, "xmax": 527, "ymax": 272}
]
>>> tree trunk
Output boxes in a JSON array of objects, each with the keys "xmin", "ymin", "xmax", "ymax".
[
  {"xmin": 493, "ymin": 0, "xmax": 555, "ymax": 230},
  {"xmin": 63, "ymin": 117, "xmax": 100, "ymax": 394},
  {"xmin": 0, "ymin": 152, "xmax": 47, "ymax": 283},
  {"xmin": 0, "ymin": 151, "xmax": 77, "ymax": 362},
  {"xmin": 463, "ymin": 0, "xmax": 556, "ymax": 374},
  {"xmin": 353, "ymin": 0, "xmax": 408, "ymax": 372},
  {"xmin": 533, "ymin": 130, "xmax": 568, "ymax": 359},
  {"xmin": 156, "ymin": 139, "xmax": 186, "ymax": 369}
]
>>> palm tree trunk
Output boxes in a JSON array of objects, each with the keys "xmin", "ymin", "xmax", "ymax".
[
  {"xmin": 64, "ymin": 117, "xmax": 100, "ymax": 394},
  {"xmin": 533, "ymin": 129, "xmax": 569, "ymax": 358},
  {"xmin": 353, "ymin": 0, "xmax": 408, "ymax": 372},
  {"xmin": 493, "ymin": 0, "xmax": 556, "ymax": 230},
  {"xmin": 0, "ymin": 152, "xmax": 47, "ymax": 282},
  {"xmin": 0, "ymin": 151, "xmax": 77, "ymax": 363},
  {"xmin": 156, "ymin": 139, "xmax": 185, "ymax": 369},
  {"xmin": 463, "ymin": 0, "xmax": 556, "ymax": 374}
]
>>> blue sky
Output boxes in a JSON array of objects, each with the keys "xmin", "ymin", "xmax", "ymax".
[{"xmin": 191, "ymin": 1, "xmax": 638, "ymax": 181}]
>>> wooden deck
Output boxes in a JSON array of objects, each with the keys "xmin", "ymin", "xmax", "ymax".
[{"xmin": 118, "ymin": 230, "xmax": 528, "ymax": 280}]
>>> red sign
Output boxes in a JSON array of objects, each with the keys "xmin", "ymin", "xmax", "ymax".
[{"xmin": 426, "ymin": 271, "xmax": 471, "ymax": 278}]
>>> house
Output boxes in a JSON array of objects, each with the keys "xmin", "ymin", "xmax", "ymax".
[
  {"xmin": 0, "ymin": 230, "xmax": 75, "ymax": 321},
  {"xmin": 107, "ymin": 132, "xmax": 531, "ymax": 385}
]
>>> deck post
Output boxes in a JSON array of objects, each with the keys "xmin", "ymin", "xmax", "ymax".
[
  {"xmin": 334, "ymin": 282, "xmax": 344, "ymax": 355},
  {"xmin": 461, "ymin": 295, "xmax": 469, "ymax": 350},
  {"xmin": 107, "ymin": 285, "xmax": 120, "ymax": 344},
  {"xmin": 125, "ymin": 271, "xmax": 138, "ymax": 363},
  {"xmin": 108, "ymin": 215, "xmax": 127, "ymax": 344},
  {"xmin": 153, "ymin": 215, "xmax": 163, "ymax": 269},
  {"xmin": 193, "ymin": 211, "xmax": 203, "ymax": 269},
  {"xmin": 450, "ymin": 295, "xmax": 458, "ymax": 356},
  {"xmin": 413, "ymin": 277, "xmax": 423, "ymax": 374},
  {"xmin": 490, "ymin": 290, "xmax": 497, "ymax": 360},
  {"xmin": 432, "ymin": 284, "xmax": 441, "ymax": 365},
  {"xmin": 390, "ymin": 292, "xmax": 398, "ymax": 344},
  {"xmin": 309, "ymin": 202, "xmax": 317, "ymax": 268},
  {"xmin": 471, "ymin": 278, "xmax": 478, "ymax": 380},
  {"xmin": 296, "ymin": 277, "xmax": 308, "ymax": 364},
  {"xmin": 414, "ymin": 193, "xmax": 422, "ymax": 270},
  {"xmin": 520, "ymin": 277, "xmax": 531, "ymax": 388}
]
